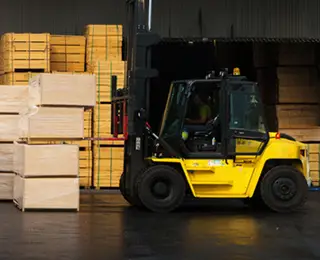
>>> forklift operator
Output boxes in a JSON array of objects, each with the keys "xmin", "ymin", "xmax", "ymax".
[{"xmin": 185, "ymin": 93, "xmax": 212, "ymax": 125}]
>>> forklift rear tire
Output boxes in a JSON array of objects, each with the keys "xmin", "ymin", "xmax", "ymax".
[
  {"xmin": 119, "ymin": 173, "xmax": 143, "ymax": 207},
  {"xmin": 137, "ymin": 165, "xmax": 186, "ymax": 213},
  {"xmin": 260, "ymin": 165, "xmax": 308, "ymax": 213}
]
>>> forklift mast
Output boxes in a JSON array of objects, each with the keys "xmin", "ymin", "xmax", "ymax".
[{"xmin": 113, "ymin": 0, "xmax": 160, "ymax": 199}]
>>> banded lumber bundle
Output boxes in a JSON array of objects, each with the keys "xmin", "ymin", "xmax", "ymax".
[
  {"xmin": 93, "ymin": 146, "xmax": 124, "ymax": 188},
  {"xmin": 0, "ymin": 33, "xmax": 50, "ymax": 74},
  {"xmin": 85, "ymin": 24, "xmax": 123, "ymax": 64},
  {"xmin": 0, "ymin": 72, "xmax": 39, "ymax": 85},
  {"xmin": 94, "ymin": 103, "xmax": 112, "ymax": 138},
  {"xmin": 87, "ymin": 60, "xmax": 125, "ymax": 102},
  {"xmin": 50, "ymin": 35, "xmax": 85, "ymax": 72},
  {"xmin": 307, "ymin": 143, "xmax": 320, "ymax": 186},
  {"xmin": 276, "ymin": 104, "xmax": 320, "ymax": 129}
]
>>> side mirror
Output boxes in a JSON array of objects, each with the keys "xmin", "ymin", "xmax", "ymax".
[{"xmin": 137, "ymin": 108, "xmax": 147, "ymax": 121}]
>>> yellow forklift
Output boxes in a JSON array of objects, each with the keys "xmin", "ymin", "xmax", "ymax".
[{"xmin": 112, "ymin": 0, "xmax": 310, "ymax": 213}]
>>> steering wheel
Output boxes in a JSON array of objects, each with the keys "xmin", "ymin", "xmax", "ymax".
[{"xmin": 205, "ymin": 115, "xmax": 220, "ymax": 132}]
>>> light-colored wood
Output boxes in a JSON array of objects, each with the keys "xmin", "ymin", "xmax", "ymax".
[
  {"xmin": 20, "ymin": 107, "xmax": 84, "ymax": 139},
  {"xmin": 29, "ymin": 73, "xmax": 96, "ymax": 107},
  {"xmin": 86, "ymin": 36, "xmax": 122, "ymax": 48},
  {"xmin": 93, "ymin": 146, "xmax": 124, "ymax": 160},
  {"xmin": 0, "ymin": 72, "xmax": 39, "ymax": 85},
  {"xmin": 310, "ymin": 171, "xmax": 319, "ymax": 182},
  {"xmin": 277, "ymin": 67, "xmax": 318, "ymax": 86},
  {"xmin": 50, "ymin": 62, "xmax": 85, "ymax": 72},
  {"xmin": 51, "ymin": 54, "xmax": 84, "ymax": 63},
  {"xmin": 50, "ymin": 35, "xmax": 85, "ymax": 46},
  {"xmin": 0, "ymin": 33, "xmax": 50, "ymax": 74},
  {"xmin": 276, "ymin": 105, "xmax": 320, "ymax": 128},
  {"xmin": 86, "ymin": 51, "xmax": 122, "ymax": 63},
  {"xmin": 85, "ymin": 24, "xmax": 123, "ymax": 36},
  {"xmin": 309, "ymin": 153, "xmax": 320, "ymax": 162},
  {"xmin": 279, "ymin": 128, "xmax": 320, "ymax": 142},
  {"xmin": 0, "ymin": 85, "xmax": 28, "ymax": 113},
  {"xmin": 0, "ymin": 115, "xmax": 20, "ymax": 141},
  {"xmin": 13, "ymin": 175, "xmax": 79, "ymax": 211},
  {"xmin": 13, "ymin": 144, "xmax": 79, "ymax": 177},
  {"xmin": 0, "ymin": 144, "xmax": 14, "ymax": 172},
  {"xmin": 87, "ymin": 60, "xmax": 125, "ymax": 73},
  {"xmin": 51, "ymin": 45, "xmax": 85, "ymax": 54},
  {"xmin": 0, "ymin": 173, "xmax": 14, "ymax": 200},
  {"xmin": 308, "ymin": 143, "xmax": 320, "ymax": 153},
  {"xmin": 278, "ymin": 86, "xmax": 319, "ymax": 103},
  {"xmin": 94, "ymin": 157, "xmax": 123, "ymax": 188}
]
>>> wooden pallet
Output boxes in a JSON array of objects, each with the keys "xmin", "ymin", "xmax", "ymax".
[
  {"xmin": 0, "ymin": 33, "xmax": 50, "ymax": 74},
  {"xmin": 0, "ymin": 72, "xmax": 39, "ymax": 85}
]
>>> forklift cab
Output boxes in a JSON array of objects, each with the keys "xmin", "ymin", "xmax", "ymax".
[{"xmin": 158, "ymin": 71, "xmax": 268, "ymax": 159}]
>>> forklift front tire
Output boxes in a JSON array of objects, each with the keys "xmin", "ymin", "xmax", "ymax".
[
  {"xmin": 260, "ymin": 165, "xmax": 308, "ymax": 213},
  {"xmin": 137, "ymin": 165, "xmax": 186, "ymax": 213}
]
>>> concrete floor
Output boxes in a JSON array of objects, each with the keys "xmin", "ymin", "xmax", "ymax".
[{"xmin": 0, "ymin": 191, "xmax": 319, "ymax": 260}]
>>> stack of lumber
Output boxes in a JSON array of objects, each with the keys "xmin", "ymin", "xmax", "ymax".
[
  {"xmin": 276, "ymin": 56, "xmax": 320, "ymax": 141},
  {"xmin": 0, "ymin": 85, "xmax": 29, "ymax": 199},
  {"xmin": 85, "ymin": 24, "xmax": 123, "ymax": 64},
  {"xmin": 93, "ymin": 144, "xmax": 124, "ymax": 188},
  {"xmin": 85, "ymin": 24, "xmax": 125, "ymax": 189},
  {"xmin": 0, "ymin": 33, "xmax": 50, "ymax": 75},
  {"xmin": 0, "ymin": 72, "xmax": 39, "ymax": 85},
  {"xmin": 50, "ymin": 35, "xmax": 85, "ymax": 72},
  {"xmin": 307, "ymin": 143, "xmax": 320, "ymax": 186},
  {"xmin": 13, "ymin": 143, "xmax": 80, "ymax": 211},
  {"xmin": 13, "ymin": 73, "xmax": 95, "ymax": 210}
]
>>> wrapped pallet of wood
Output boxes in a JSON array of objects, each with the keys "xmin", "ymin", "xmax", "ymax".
[
  {"xmin": 0, "ymin": 144, "xmax": 15, "ymax": 200},
  {"xmin": 29, "ymin": 73, "xmax": 96, "ymax": 107},
  {"xmin": 85, "ymin": 24, "xmax": 123, "ymax": 64},
  {"xmin": 0, "ymin": 173, "xmax": 14, "ymax": 200},
  {"xmin": 0, "ymin": 33, "xmax": 50, "ymax": 74},
  {"xmin": 307, "ymin": 143, "xmax": 320, "ymax": 186},
  {"xmin": 50, "ymin": 35, "xmax": 85, "ymax": 72},
  {"xmin": 19, "ymin": 107, "xmax": 84, "ymax": 140},
  {"xmin": 13, "ymin": 143, "xmax": 79, "ymax": 211},
  {"xmin": 0, "ymin": 85, "xmax": 28, "ymax": 113}
]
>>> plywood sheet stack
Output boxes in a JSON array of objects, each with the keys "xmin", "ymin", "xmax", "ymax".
[
  {"xmin": 0, "ymin": 85, "xmax": 28, "ymax": 200},
  {"xmin": 0, "ymin": 33, "xmax": 50, "ymax": 81},
  {"xmin": 307, "ymin": 143, "xmax": 320, "ymax": 186},
  {"xmin": 50, "ymin": 35, "xmax": 85, "ymax": 72},
  {"xmin": 13, "ymin": 144, "xmax": 80, "ymax": 211},
  {"xmin": 12, "ymin": 73, "xmax": 95, "ymax": 211},
  {"xmin": 276, "ymin": 43, "xmax": 320, "ymax": 142}
]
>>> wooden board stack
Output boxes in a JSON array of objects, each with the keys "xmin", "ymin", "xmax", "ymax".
[
  {"xmin": 85, "ymin": 24, "xmax": 125, "ymax": 189},
  {"xmin": 85, "ymin": 24, "xmax": 123, "ymax": 64},
  {"xmin": 0, "ymin": 33, "xmax": 50, "ymax": 75},
  {"xmin": 0, "ymin": 85, "xmax": 28, "ymax": 199},
  {"xmin": 13, "ymin": 144, "xmax": 80, "ymax": 211},
  {"xmin": 276, "ymin": 45, "xmax": 320, "ymax": 141},
  {"xmin": 307, "ymin": 143, "xmax": 320, "ymax": 186},
  {"xmin": 50, "ymin": 35, "xmax": 85, "ymax": 72},
  {"xmin": 12, "ymin": 73, "xmax": 96, "ymax": 211},
  {"xmin": 93, "ymin": 145, "xmax": 124, "ymax": 188}
]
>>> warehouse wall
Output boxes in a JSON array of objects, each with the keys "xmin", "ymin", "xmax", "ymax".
[{"xmin": 1, "ymin": 0, "xmax": 320, "ymax": 39}]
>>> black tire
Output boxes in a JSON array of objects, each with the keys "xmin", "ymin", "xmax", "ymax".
[
  {"xmin": 119, "ymin": 173, "xmax": 143, "ymax": 207},
  {"xmin": 260, "ymin": 165, "xmax": 308, "ymax": 213},
  {"xmin": 137, "ymin": 165, "xmax": 186, "ymax": 213}
]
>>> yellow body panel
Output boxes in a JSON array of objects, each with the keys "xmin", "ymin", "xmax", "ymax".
[{"xmin": 151, "ymin": 134, "xmax": 307, "ymax": 199}]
